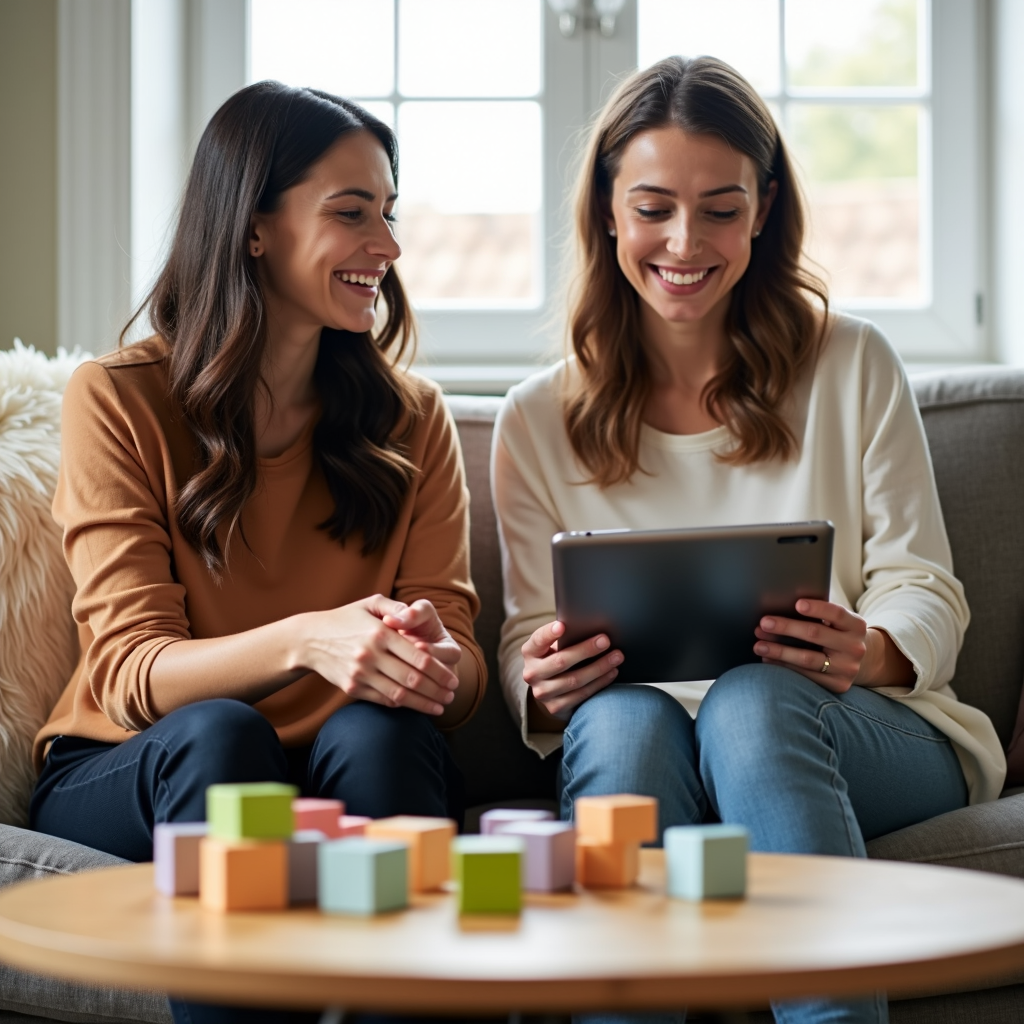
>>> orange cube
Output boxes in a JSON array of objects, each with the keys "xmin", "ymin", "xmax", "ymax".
[
  {"xmin": 364, "ymin": 815, "xmax": 456, "ymax": 892},
  {"xmin": 199, "ymin": 837, "xmax": 288, "ymax": 912},
  {"xmin": 575, "ymin": 795, "xmax": 658, "ymax": 845},
  {"xmin": 575, "ymin": 836, "xmax": 639, "ymax": 888}
]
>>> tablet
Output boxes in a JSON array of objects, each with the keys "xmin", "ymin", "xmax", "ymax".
[{"xmin": 551, "ymin": 521, "xmax": 834, "ymax": 683}]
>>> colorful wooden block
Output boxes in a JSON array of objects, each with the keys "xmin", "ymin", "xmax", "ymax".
[
  {"xmin": 364, "ymin": 815, "xmax": 456, "ymax": 892},
  {"xmin": 493, "ymin": 820, "xmax": 575, "ymax": 892},
  {"xmin": 318, "ymin": 838, "xmax": 408, "ymax": 915},
  {"xmin": 153, "ymin": 822, "xmax": 207, "ymax": 896},
  {"xmin": 575, "ymin": 836, "xmax": 639, "ymax": 888},
  {"xmin": 665, "ymin": 824, "xmax": 749, "ymax": 900},
  {"xmin": 479, "ymin": 808, "xmax": 554, "ymax": 835},
  {"xmin": 206, "ymin": 783, "xmax": 297, "ymax": 841},
  {"xmin": 292, "ymin": 798, "xmax": 343, "ymax": 838},
  {"xmin": 337, "ymin": 814, "xmax": 372, "ymax": 837},
  {"xmin": 575, "ymin": 794, "xmax": 658, "ymax": 846},
  {"xmin": 450, "ymin": 835, "xmax": 524, "ymax": 914},
  {"xmin": 199, "ymin": 837, "xmax": 288, "ymax": 911},
  {"xmin": 288, "ymin": 829, "xmax": 327, "ymax": 905}
]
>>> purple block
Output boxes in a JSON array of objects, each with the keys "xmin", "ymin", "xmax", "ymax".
[
  {"xmin": 154, "ymin": 822, "xmax": 207, "ymax": 896},
  {"xmin": 479, "ymin": 808, "xmax": 554, "ymax": 836},
  {"xmin": 289, "ymin": 829, "xmax": 327, "ymax": 904},
  {"xmin": 494, "ymin": 820, "xmax": 576, "ymax": 892}
]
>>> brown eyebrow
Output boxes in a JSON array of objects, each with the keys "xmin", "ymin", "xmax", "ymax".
[
  {"xmin": 324, "ymin": 188, "xmax": 398, "ymax": 202},
  {"xmin": 626, "ymin": 183, "xmax": 748, "ymax": 198}
]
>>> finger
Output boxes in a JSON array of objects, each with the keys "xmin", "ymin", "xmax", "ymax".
[
  {"xmin": 529, "ymin": 648, "xmax": 624, "ymax": 701},
  {"xmin": 521, "ymin": 621, "xmax": 566, "ymax": 660},
  {"xmin": 541, "ymin": 666, "xmax": 620, "ymax": 718},
  {"xmin": 794, "ymin": 598, "xmax": 861, "ymax": 631},
  {"xmin": 758, "ymin": 615, "xmax": 863, "ymax": 653},
  {"xmin": 363, "ymin": 593, "xmax": 410, "ymax": 620},
  {"xmin": 383, "ymin": 598, "xmax": 436, "ymax": 631},
  {"xmin": 523, "ymin": 633, "xmax": 616, "ymax": 686},
  {"xmin": 375, "ymin": 648, "xmax": 457, "ymax": 705},
  {"xmin": 755, "ymin": 639, "xmax": 856, "ymax": 677},
  {"xmin": 760, "ymin": 657, "xmax": 852, "ymax": 695},
  {"xmin": 352, "ymin": 664, "xmax": 448, "ymax": 715},
  {"xmin": 414, "ymin": 639, "xmax": 462, "ymax": 666},
  {"xmin": 382, "ymin": 629, "xmax": 459, "ymax": 689}
]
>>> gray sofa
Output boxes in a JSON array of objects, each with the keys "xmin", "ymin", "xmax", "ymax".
[{"xmin": 3, "ymin": 367, "xmax": 1024, "ymax": 1023}]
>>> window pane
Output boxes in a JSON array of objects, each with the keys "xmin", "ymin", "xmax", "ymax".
[
  {"xmin": 399, "ymin": 0, "xmax": 541, "ymax": 98},
  {"xmin": 250, "ymin": 0, "xmax": 395, "ymax": 97},
  {"xmin": 638, "ymin": 0, "xmax": 780, "ymax": 95},
  {"xmin": 785, "ymin": 0, "xmax": 921, "ymax": 89},
  {"xmin": 787, "ymin": 104, "xmax": 920, "ymax": 300},
  {"xmin": 396, "ymin": 101, "xmax": 541, "ymax": 305}
]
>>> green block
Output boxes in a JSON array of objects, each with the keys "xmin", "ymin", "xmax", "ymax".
[
  {"xmin": 206, "ymin": 782, "xmax": 297, "ymax": 841},
  {"xmin": 318, "ymin": 838, "xmax": 408, "ymax": 915},
  {"xmin": 665, "ymin": 824, "xmax": 748, "ymax": 900},
  {"xmin": 451, "ymin": 835, "xmax": 523, "ymax": 914}
]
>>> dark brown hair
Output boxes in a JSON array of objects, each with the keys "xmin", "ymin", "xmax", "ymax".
[
  {"xmin": 565, "ymin": 56, "xmax": 828, "ymax": 486},
  {"xmin": 126, "ymin": 82, "xmax": 419, "ymax": 573}
]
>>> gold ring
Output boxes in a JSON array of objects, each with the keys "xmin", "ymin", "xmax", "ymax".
[{"xmin": 821, "ymin": 655, "xmax": 830, "ymax": 674}]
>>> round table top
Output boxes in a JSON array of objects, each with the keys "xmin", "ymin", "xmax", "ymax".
[{"xmin": 1, "ymin": 851, "xmax": 1024, "ymax": 1013}]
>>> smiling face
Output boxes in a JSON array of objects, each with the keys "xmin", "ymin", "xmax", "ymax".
[
  {"xmin": 607, "ymin": 126, "xmax": 775, "ymax": 332},
  {"xmin": 250, "ymin": 129, "xmax": 400, "ymax": 336}
]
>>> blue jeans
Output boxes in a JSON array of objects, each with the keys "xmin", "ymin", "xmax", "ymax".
[{"xmin": 560, "ymin": 665, "xmax": 969, "ymax": 1024}]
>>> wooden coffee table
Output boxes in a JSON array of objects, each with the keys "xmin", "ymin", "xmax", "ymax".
[{"xmin": 1, "ymin": 851, "xmax": 1024, "ymax": 1013}]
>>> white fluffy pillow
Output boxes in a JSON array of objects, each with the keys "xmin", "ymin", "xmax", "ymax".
[{"xmin": 0, "ymin": 340, "xmax": 92, "ymax": 826}]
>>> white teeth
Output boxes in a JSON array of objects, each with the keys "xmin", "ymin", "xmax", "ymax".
[
  {"xmin": 339, "ymin": 272, "xmax": 381, "ymax": 286},
  {"xmin": 659, "ymin": 267, "xmax": 708, "ymax": 286}
]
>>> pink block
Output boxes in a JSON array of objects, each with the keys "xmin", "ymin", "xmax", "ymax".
[
  {"xmin": 337, "ymin": 814, "xmax": 372, "ymax": 837},
  {"xmin": 495, "ymin": 820, "xmax": 576, "ymax": 892},
  {"xmin": 154, "ymin": 822, "xmax": 208, "ymax": 896},
  {"xmin": 288, "ymin": 829, "xmax": 327, "ymax": 904},
  {"xmin": 479, "ymin": 808, "xmax": 554, "ymax": 835},
  {"xmin": 293, "ymin": 798, "xmax": 344, "ymax": 838}
]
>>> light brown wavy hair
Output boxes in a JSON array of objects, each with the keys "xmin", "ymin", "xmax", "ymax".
[
  {"xmin": 125, "ymin": 82, "xmax": 419, "ymax": 574},
  {"xmin": 565, "ymin": 56, "xmax": 829, "ymax": 486}
]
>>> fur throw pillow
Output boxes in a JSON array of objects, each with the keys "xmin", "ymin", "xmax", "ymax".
[{"xmin": 0, "ymin": 340, "xmax": 91, "ymax": 826}]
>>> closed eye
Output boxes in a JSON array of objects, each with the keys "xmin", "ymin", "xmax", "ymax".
[{"xmin": 707, "ymin": 210, "xmax": 740, "ymax": 220}]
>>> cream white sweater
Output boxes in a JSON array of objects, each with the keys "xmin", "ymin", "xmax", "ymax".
[{"xmin": 492, "ymin": 315, "xmax": 1006, "ymax": 804}]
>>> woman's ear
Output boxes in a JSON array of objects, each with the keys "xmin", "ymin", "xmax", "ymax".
[
  {"xmin": 753, "ymin": 179, "xmax": 779, "ymax": 237},
  {"xmin": 248, "ymin": 216, "xmax": 266, "ymax": 259}
]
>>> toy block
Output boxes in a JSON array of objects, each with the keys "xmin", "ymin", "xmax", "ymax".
[
  {"xmin": 292, "ymin": 798, "xmax": 344, "ymax": 838},
  {"xmin": 479, "ymin": 808, "xmax": 554, "ymax": 835},
  {"xmin": 575, "ymin": 794, "xmax": 658, "ymax": 846},
  {"xmin": 450, "ymin": 835, "xmax": 524, "ymax": 914},
  {"xmin": 206, "ymin": 783, "xmax": 297, "ymax": 841},
  {"xmin": 337, "ymin": 814, "xmax": 371, "ymax": 837},
  {"xmin": 575, "ymin": 836, "xmax": 639, "ymax": 888},
  {"xmin": 493, "ymin": 820, "xmax": 575, "ymax": 892},
  {"xmin": 288, "ymin": 829, "xmax": 327, "ymax": 904},
  {"xmin": 318, "ymin": 838, "xmax": 408, "ymax": 915},
  {"xmin": 665, "ymin": 824, "xmax": 749, "ymax": 900},
  {"xmin": 153, "ymin": 822, "xmax": 207, "ymax": 896},
  {"xmin": 199, "ymin": 837, "xmax": 288, "ymax": 911},
  {"xmin": 364, "ymin": 815, "xmax": 457, "ymax": 892}
]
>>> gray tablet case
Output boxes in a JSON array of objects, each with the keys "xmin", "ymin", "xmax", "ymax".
[{"xmin": 552, "ymin": 521, "xmax": 834, "ymax": 683}]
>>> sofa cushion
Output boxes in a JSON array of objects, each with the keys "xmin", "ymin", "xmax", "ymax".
[
  {"xmin": 911, "ymin": 369, "xmax": 1024, "ymax": 762},
  {"xmin": 0, "ymin": 825, "xmax": 171, "ymax": 1024},
  {"xmin": 444, "ymin": 396, "xmax": 559, "ymax": 808}
]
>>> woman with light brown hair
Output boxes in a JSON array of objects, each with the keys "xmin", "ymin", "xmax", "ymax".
[{"xmin": 493, "ymin": 56, "xmax": 1003, "ymax": 1024}]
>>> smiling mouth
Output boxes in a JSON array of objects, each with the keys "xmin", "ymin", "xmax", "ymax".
[
  {"xmin": 335, "ymin": 270, "xmax": 384, "ymax": 289},
  {"xmin": 656, "ymin": 266, "xmax": 712, "ymax": 286}
]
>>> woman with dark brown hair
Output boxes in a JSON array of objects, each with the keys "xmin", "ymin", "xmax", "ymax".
[
  {"xmin": 493, "ymin": 57, "xmax": 1003, "ymax": 1024},
  {"xmin": 30, "ymin": 81, "xmax": 484, "ymax": 893}
]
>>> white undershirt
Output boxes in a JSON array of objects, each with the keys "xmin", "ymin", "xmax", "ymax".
[{"xmin": 491, "ymin": 315, "xmax": 1005, "ymax": 804}]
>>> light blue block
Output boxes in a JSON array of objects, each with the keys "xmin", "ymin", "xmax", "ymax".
[
  {"xmin": 318, "ymin": 837, "xmax": 408, "ymax": 915},
  {"xmin": 665, "ymin": 824, "xmax": 748, "ymax": 900}
]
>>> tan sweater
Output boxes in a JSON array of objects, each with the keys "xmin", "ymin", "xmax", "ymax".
[{"xmin": 35, "ymin": 338, "xmax": 485, "ymax": 770}]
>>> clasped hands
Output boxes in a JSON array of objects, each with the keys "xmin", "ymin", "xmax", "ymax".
[{"xmin": 523, "ymin": 599, "xmax": 881, "ymax": 721}]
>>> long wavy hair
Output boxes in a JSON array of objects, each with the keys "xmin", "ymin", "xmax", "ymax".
[
  {"xmin": 126, "ymin": 82, "xmax": 419, "ymax": 574},
  {"xmin": 565, "ymin": 56, "xmax": 829, "ymax": 486}
]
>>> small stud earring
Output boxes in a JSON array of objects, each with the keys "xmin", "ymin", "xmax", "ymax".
[
  {"xmin": 608, "ymin": 227, "xmax": 617, "ymax": 237},
  {"xmin": 752, "ymin": 230, "xmax": 761, "ymax": 239},
  {"xmin": 251, "ymin": 246, "xmax": 261, "ymax": 256}
]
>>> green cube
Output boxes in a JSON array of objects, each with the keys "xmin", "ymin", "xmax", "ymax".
[
  {"xmin": 318, "ymin": 838, "xmax": 408, "ymax": 915},
  {"xmin": 665, "ymin": 824, "xmax": 748, "ymax": 900},
  {"xmin": 451, "ymin": 835, "xmax": 523, "ymax": 914},
  {"xmin": 206, "ymin": 782, "xmax": 297, "ymax": 841}
]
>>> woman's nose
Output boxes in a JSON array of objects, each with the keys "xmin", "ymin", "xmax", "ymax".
[
  {"xmin": 666, "ymin": 214, "xmax": 701, "ymax": 261},
  {"xmin": 368, "ymin": 217, "xmax": 402, "ymax": 262}
]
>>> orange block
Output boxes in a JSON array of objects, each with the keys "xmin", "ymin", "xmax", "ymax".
[
  {"xmin": 199, "ymin": 837, "xmax": 288, "ymax": 912},
  {"xmin": 575, "ymin": 836, "xmax": 639, "ymax": 888},
  {"xmin": 575, "ymin": 795, "xmax": 658, "ymax": 845},
  {"xmin": 364, "ymin": 815, "xmax": 456, "ymax": 892}
]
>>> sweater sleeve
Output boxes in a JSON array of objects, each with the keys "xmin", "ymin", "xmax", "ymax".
[
  {"xmin": 491, "ymin": 390, "xmax": 566, "ymax": 757},
  {"xmin": 392, "ymin": 386, "xmax": 486, "ymax": 728},
  {"xmin": 855, "ymin": 326, "xmax": 970, "ymax": 695},
  {"xmin": 52, "ymin": 362, "xmax": 189, "ymax": 732}
]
